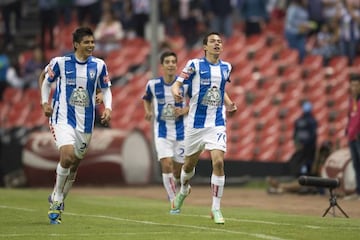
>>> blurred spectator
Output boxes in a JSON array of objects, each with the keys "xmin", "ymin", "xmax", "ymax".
[
  {"xmin": 178, "ymin": 0, "xmax": 204, "ymax": 49},
  {"xmin": 74, "ymin": 0, "xmax": 101, "ymax": 26},
  {"xmin": 159, "ymin": 0, "xmax": 178, "ymax": 36},
  {"xmin": 284, "ymin": 0, "xmax": 315, "ymax": 63},
  {"xmin": 205, "ymin": 0, "xmax": 235, "ymax": 38},
  {"xmin": 0, "ymin": 0, "xmax": 22, "ymax": 49},
  {"xmin": 238, "ymin": 0, "xmax": 269, "ymax": 37},
  {"xmin": 22, "ymin": 46, "xmax": 47, "ymax": 89},
  {"xmin": 0, "ymin": 49, "xmax": 10, "ymax": 100},
  {"xmin": 338, "ymin": 0, "xmax": 360, "ymax": 66},
  {"xmin": 131, "ymin": 0, "xmax": 150, "ymax": 38},
  {"xmin": 39, "ymin": 0, "xmax": 58, "ymax": 50},
  {"xmin": 267, "ymin": 0, "xmax": 288, "ymax": 19},
  {"xmin": 94, "ymin": 9, "xmax": 124, "ymax": 55},
  {"xmin": 4, "ymin": 52, "xmax": 23, "ymax": 89},
  {"xmin": 119, "ymin": 0, "xmax": 136, "ymax": 38},
  {"xmin": 311, "ymin": 22, "xmax": 340, "ymax": 65},
  {"xmin": 322, "ymin": 0, "xmax": 342, "ymax": 23},
  {"xmin": 57, "ymin": 0, "xmax": 73, "ymax": 25},
  {"xmin": 307, "ymin": 0, "xmax": 324, "ymax": 28},
  {"xmin": 293, "ymin": 101, "xmax": 318, "ymax": 176},
  {"xmin": 345, "ymin": 73, "xmax": 360, "ymax": 200}
]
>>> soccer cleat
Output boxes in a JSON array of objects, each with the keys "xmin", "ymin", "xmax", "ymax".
[
  {"xmin": 48, "ymin": 195, "xmax": 65, "ymax": 211},
  {"xmin": 211, "ymin": 209, "xmax": 225, "ymax": 224},
  {"xmin": 170, "ymin": 186, "xmax": 191, "ymax": 213},
  {"xmin": 48, "ymin": 201, "xmax": 63, "ymax": 224},
  {"xmin": 169, "ymin": 207, "xmax": 181, "ymax": 215}
]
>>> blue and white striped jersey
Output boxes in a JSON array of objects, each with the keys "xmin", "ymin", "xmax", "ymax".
[
  {"xmin": 45, "ymin": 53, "xmax": 111, "ymax": 133},
  {"xmin": 143, "ymin": 77, "xmax": 188, "ymax": 141},
  {"xmin": 176, "ymin": 57, "xmax": 231, "ymax": 128}
]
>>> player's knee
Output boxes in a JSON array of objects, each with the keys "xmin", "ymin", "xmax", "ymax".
[
  {"xmin": 60, "ymin": 153, "xmax": 80, "ymax": 168},
  {"xmin": 160, "ymin": 158, "xmax": 173, "ymax": 172},
  {"xmin": 212, "ymin": 159, "xmax": 224, "ymax": 171}
]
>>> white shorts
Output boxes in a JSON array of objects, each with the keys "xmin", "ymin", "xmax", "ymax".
[
  {"xmin": 185, "ymin": 126, "xmax": 227, "ymax": 156},
  {"xmin": 51, "ymin": 123, "xmax": 92, "ymax": 159},
  {"xmin": 154, "ymin": 137, "xmax": 185, "ymax": 163}
]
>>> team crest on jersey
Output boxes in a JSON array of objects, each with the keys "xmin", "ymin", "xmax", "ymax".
[
  {"xmin": 69, "ymin": 87, "xmax": 90, "ymax": 107},
  {"xmin": 201, "ymin": 86, "xmax": 222, "ymax": 107},
  {"xmin": 89, "ymin": 70, "xmax": 96, "ymax": 80},
  {"xmin": 161, "ymin": 104, "xmax": 176, "ymax": 120}
]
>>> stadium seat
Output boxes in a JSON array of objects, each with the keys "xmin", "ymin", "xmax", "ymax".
[
  {"xmin": 281, "ymin": 66, "xmax": 303, "ymax": 82},
  {"xmin": 257, "ymin": 61, "xmax": 278, "ymax": 78},
  {"xmin": 2, "ymin": 87, "xmax": 23, "ymax": 104},
  {"xmin": 188, "ymin": 47, "xmax": 203, "ymax": 59},
  {"xmin": 276, "ymin": 48, "xmax": 299, "ymax": 66},
  {"xmin": 125, "ymin": 45, "xmax": 150, "ymax": 67},
  {"xmin": 245, "ymin": 34, "xmax": 267, "ymax": 53},
  {"xmin": 302, "ymin": 54, "xmax": 323, "ymax": 74},
  {"xmin": 226, "ymin": 47, "xmax": 248, "ymax": 67},
  {"xmin": 328, "ymin": 56, "xmax": 349, "ymax": 73},
  {"xmin": 23, "ymin": 88, "xmax": 41, "ymax": 106},
  {"xmin": 24, "ymin": 106, "xmax": 48, "ymax": 129},
  {"xmin": 251, "ymin": 46, "xmax": 275, "ymax": 69},
  {"xmin": 0, "ymin": 102, "xmax": 10, "ymax": 126},
  {"xmin": 4, "ymin": 101, "xmax": 31, "ymax": 129},
  {"xmin": 225, "ymin": 33, "xmax": 246, "ymax": 52},
  {"xmin": 166, "ymin": 36, "xmax": 185, "ymax": 51}
]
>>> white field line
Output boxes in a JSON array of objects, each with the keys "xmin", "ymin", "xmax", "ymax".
[
  {"xmin": 182, "ymin": 214, "xmax": 322, "ymax": 229},
  {"xmin": 0, "ymin": 205, "xmax": 36, "ymax": 212},
  {"xmin": 0, "ymin": 205, "xmax": 289, "ymax": 240},
  {"xmin": 1, "ymin": 204, "xmax": 356, "ymax": 231}
]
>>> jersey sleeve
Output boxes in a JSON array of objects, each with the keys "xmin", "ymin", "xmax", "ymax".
[
  {"xmin": 45, "ymin": 57, "xmax": 60, "ymax": 83},
  {"xmin": 142, "ymin": 81, "xmax": 153, "ymax": 101},
  {"xmin": 176, "ymin": 60, "xmax": 196, "ymax": 83},
  {"xmin": 98, "ymin": 63, "xmax": 111, "ymax": 88}
]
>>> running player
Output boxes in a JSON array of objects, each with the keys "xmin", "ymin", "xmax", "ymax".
[
  {"xmin": 40, "ymin": 27, "xmax": 112, "ymax": 224},
  {"xmin": 171, "ymin": 32, "xmax": 237, "ymax": 224},
  {"xmin": 143, "ymin": 51, "xmax": 189, "ymax": 213}
]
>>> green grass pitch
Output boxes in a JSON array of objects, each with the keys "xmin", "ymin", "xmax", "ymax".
[{"xmin": 0, "ymin": 188, "xmax": 359, "ymax": 240}]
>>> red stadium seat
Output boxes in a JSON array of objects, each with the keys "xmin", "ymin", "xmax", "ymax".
[
  {"xmin": 302, "ymin": 54, "xmax": 323, "ymax": 73},
  {"xmin": 328, "ymin": 56, "xmax": 349, "ymax": 74},
  {"xmin": 245, "ymin": 34, "xmax": 267, "ymax": 52},
  {"xmin": 2, "ymin": 87, "xmax": 23, "ymax": 104}
]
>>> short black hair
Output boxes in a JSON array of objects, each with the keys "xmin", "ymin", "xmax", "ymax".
[
  {"xmin": 202, "ymin": 32, "xmax": 221, "ymax": 45},
  {"xmin": 160, "ymin": 51, "xmax": 177, "ymax": 64},
  {"xmin": 72, "ymin": 27, "xmax": 94, "ymax": 48}
]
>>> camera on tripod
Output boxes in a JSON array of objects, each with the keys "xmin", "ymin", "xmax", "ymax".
[{"xmin": 298, "ymin": 176, "xmax": 349, "ymax": 218}]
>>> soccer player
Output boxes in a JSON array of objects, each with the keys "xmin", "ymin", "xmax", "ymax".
[
  {"xmin": 40, "ymin": 27, "xmax": 112, "ymax": 224},
  {"xmin": 171, "ymin": 32, "xmax": 237, "ymax": 224},
  {"xmin": 143, "ymin": 51, "xmax": 189, "ymax": 213}
]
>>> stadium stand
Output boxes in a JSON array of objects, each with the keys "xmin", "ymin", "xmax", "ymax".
[{"xmin": 1, "ymin": 11, "xmax": 353, "ymax": 165}]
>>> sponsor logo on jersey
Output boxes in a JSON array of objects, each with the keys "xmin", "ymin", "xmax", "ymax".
[
  {"xmin": 200, "ymin": 78, "xmax": 211, "ymax": 85},
  {"xmin": 66, "ymin": 78, "xmax": 76, "ymax": 85}
]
